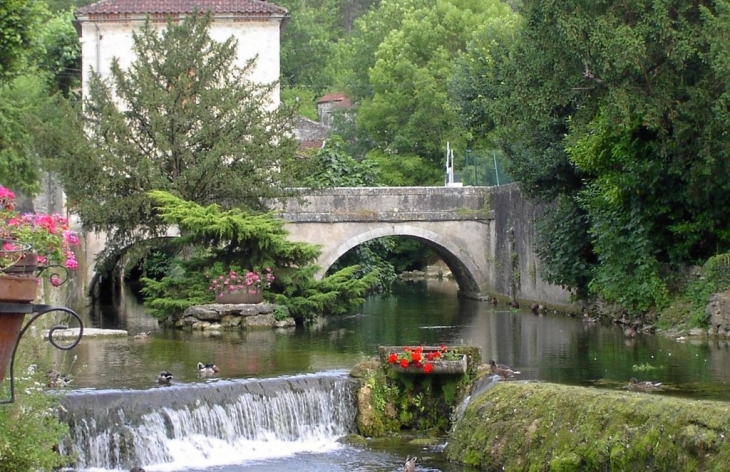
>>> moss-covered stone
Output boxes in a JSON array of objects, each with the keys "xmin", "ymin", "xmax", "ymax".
[
  {"xmin": 446, "ymin": 382, "xmax": 730, "ymax": 471},
  {"xmin": 351, "ymin": 347, "xmax": 480, "ymax": 437}
]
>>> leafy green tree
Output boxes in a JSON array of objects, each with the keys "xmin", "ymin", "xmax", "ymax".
[
  {"xmin": 53, "ymin": 13, "xmax": 302, "ymax": 265},
  {"xmin": 453, "ymin": 0, "xmax": 730, "ymax": 313},
  {"xmin": 43, "ymin": 0, "xmax": 95, "ymax": 12},
  {"xmin": 339, "ymin": 0, "xmax": 433, "ymax": 102},
  {"xmin": 303, "ymin": 136, "xmax": 378, "ymax": 187},
  {"xmin": 141, "ymin": 191, "xmax": 379, "ymax": 320},
  {"xmin": 279, "ymin": 0, "xmax": 343, "ymax": 94},
  {"xmin": 0, "ymin": 0, "xmax": 46, "ymax": 81},
  {"xmin": 281, "ymin": 85, "xmax": 318, "ymax": 121},
  {"xmin": 34, "ymin": 10, "xmax": 81, "ymax": 94},
  {"xmin": 363, "ymin": 150, "xmax": 441, "ymax": 186},
  {"xmin": 342, "ymin": 0, "xmax": 515, "ymax": 174},
  {"xmin": 0, "ymin": 74, "xmax": 55, "ymax": 195}
]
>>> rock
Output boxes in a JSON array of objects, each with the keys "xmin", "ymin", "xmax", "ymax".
[
  {"xmin": 274, "ymin": 318, "xmax": 296, "ymax": 328},
  {"xmin": 241, "ymin": 314, "xmax": 275, "ymax": 328},
  {"xmin": 447, "ymin": 382, "xmax": 730, "ymax": 470},
  {"xmin": 706, "ymin": 291, "xmax": 730, "ymax": 337},
  {"xmin": 689, "ymin": 327, "xmax": 706, "ymax": 337}
]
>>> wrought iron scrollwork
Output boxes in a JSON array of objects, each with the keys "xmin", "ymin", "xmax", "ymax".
[{"xmin": 0, "ymin": 304, "xmax": 83, "ymax": 404}]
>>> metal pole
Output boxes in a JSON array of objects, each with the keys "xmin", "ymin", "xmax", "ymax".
[{"xmin": 493, "ymin": 151, "xmax": 500, "ymax": 186}]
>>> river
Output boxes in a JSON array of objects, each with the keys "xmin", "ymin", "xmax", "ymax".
[{"xmin": 50, "ymin": 279, "xmax": 730, "ymax": 471}]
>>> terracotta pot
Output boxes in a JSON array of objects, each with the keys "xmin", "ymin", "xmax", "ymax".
[
  {"xmin": 2, "ymin": 251, "xmax": 39, "ymax": 276},
  {"xmin": 217, "ymin": 288, "xmax": 264, "ymax": 304},
  {"xmin": 0, "ymin": 274, "xmax": 38, "ymax": 382}
]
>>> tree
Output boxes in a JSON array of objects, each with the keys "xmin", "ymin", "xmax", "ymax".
[
  {"xmin": 34, "ymin": 10, "xmax": 81, "ymax": 94},
  {"xmin": 453, "ymin": 0, "xmax": 730, "ymax": 313},
  {"xmin": 0, "ymin": 74, "xmax": 55, "ymax": 195},
  {"xmin": 342, "ymin": 0, "xmax": 515, "ymax": 177},
  {"xmin": 279, "ymin": 0, "xmax": 343, "ymax": 94},
  {"xmin": 54, "ymin": 13, "xmax": 302, "ymax": 265},
  {"xmin": 302, "ymin": 136, "xmax": 378, "ymax": 187},
  {"xmin": 0, "ymin": 0, "xmax": 46, "ymax": 82},
  {"xmin": 141, "ymin": 191, "xmax": 379, "ymax": 320}
]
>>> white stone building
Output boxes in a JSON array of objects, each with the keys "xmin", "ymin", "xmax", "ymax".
[{"xmin": 74, "ymin": 0, "xmax": 289, "ymax": 103}]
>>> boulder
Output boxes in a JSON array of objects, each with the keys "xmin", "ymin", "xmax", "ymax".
[{"xmin": 706, "ymin": 291, "xmax": 730, "ymax": 337}]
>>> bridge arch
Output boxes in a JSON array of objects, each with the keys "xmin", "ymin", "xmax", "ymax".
[{"xmin": 316, "ymin": 224, "xmax": 484, "ymax": 294}]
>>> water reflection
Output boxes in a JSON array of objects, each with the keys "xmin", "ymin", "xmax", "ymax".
[{"xmin": 55, "ymin": 280, "xmax": 730, "ymax": 400}]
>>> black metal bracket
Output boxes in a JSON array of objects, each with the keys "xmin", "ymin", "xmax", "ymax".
[{"xmin": 0, "ymin": 304, "xmax": 83, "ymax": 404}]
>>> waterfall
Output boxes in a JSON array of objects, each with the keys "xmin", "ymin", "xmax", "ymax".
[{"xmin": 58, "ymin": 371, "xmax": 359, "ymax": 471}]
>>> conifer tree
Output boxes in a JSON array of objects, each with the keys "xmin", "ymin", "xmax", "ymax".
[
  {"xmin": 55, "ymin": 13, "xmax": 302, "ymax": 263},
  {"xmin": 141, "ymin": 191, "xmax": 379, "ymax": 320}
]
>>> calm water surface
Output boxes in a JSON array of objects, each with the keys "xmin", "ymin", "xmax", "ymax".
[
  {"xmin": 56, "ymin": 279, "xmax": 730, "ymax": 399},
  {"xmin": 50, "ymin": 280, "xmax": 730, "ymax": 471}
]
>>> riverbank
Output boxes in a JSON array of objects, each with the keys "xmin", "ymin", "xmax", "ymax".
[{"xmin": 446, "ymin": 381, "xmax": 730, "ymax": 471}]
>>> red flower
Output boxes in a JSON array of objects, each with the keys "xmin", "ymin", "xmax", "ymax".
[
  {"xmin": 426, "ymin": 351, "xmax": 441, "ymax": 361},
  {"xmin": 399, "ymin": 359, "xmax": 410, "ymax": 368},
  {"xmin": 423, "ymin": 363, "xmax": 434, "ymax": 374},
  {"xmin": 388, "ymin": 353, "xmax": 398, "ymax": 364},
  {"xmin": 411, "ymin": 351, "xmax": 422, "ymax": 363}
]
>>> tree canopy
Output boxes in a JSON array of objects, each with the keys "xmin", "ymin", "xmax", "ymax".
[
  {"xmin": 53, "ymin": 13, "xmax": 303, "ymax": 263},
  {"xmin": 451, "ymin": 0, "xmax": 730, "ymax": 312},
  {"xmin": 337, "ymin": 0, "xmax": 516, "ymax": 183}
]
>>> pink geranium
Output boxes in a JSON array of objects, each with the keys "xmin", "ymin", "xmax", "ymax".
[{"xmin": 0, "ymin": 185, "xmax": 79, "ymax": 276}]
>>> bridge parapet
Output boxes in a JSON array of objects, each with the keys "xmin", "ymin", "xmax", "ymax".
[{"xmin": 274, "ymin": 186, "xmax": 493, "ymax": 223}]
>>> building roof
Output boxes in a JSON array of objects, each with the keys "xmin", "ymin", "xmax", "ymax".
[
  {"xmin": 76, "ymin": 0, "xmax": 287, "ymax": 17},
  {"xmin": 316, "ymin": 92, "xmax": 351, "ymax": 107}
]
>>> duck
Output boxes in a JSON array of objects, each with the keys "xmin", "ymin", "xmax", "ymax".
[
  {"xmin": 46, "ymin": 369, "xmax": 70, "ymax": 389},
  {"xmin": 157, "ymin": 371, "xmax": 173, "ymax": 384},
  {"xmin": 197, "ymin": 362, "xmax": 220, "ymax": 375},
  {"xmin": 489, "ymin": 360, "xmax": 520, "ymax": 380},
  {"xmin": 628, "ymin": 377, "xmax": 662, "ymax": 392},
  {"xmin": 404, "ymin": 455, "xmax": 417, "ymax": 472},
  {"xmin": 133, "ymin": 331, "xmax": 151, "ymax": 340},
  {"xmin": 624, "ymin": 324, "xmax": 638, "ymax": 339},
  {"xmin": 582, "ymin": 313, "xmax": 598, "ymax": 323}
]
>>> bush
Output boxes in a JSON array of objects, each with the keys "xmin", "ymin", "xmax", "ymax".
[{"xmin": 0, "ymin": 339, "xmax": 70, "ymax": 470}]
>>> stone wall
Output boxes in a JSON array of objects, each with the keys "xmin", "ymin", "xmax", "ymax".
[
  {"xmin": 168, "ymin": 303, "xmax": 295, "ymax": 331},
  {"xmin": 487, "ymin": 184, "xmax": 574, "ymax": 310}
]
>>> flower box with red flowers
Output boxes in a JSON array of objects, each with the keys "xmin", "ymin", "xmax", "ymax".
[{"xmin": 382, "ymin": 345, "xmax": 467, "ymax": 375}]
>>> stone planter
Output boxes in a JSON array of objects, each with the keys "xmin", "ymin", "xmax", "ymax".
[
  {"xmin": 216, "ymin": 288, "xmax": 263, "ymax": 304},
  {"xmin": 0, "ymin": 274, "xmax": 38, "ymax": 382},
  {"xmin": 391, "ymin": 354, "xmax": 468, "ymax": 375},
  {"xmin": 380, "ymin": 346, "xmax": 469, "ymax": 375}
]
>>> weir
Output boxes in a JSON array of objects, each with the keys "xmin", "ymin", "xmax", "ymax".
[{"xmin": 58, "ymin": 371, "xmax": 359, "ymax": 470}]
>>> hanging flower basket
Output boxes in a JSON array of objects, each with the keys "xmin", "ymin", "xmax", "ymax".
[{"xmin": 1, "ymin": 251, "xmax": 39, "ymax": 277}]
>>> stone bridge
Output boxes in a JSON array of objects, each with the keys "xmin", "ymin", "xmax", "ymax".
[
  {"xmin": 275, "ymin": 186, "xmax": 492, "ymax": 296},
  {"xmin": 274, "ymin": 184, "xmax": 572, "ymax": 307},
  {"xmin": 79, "ymin": 184, "xmax": 573, "ymax": 309}
]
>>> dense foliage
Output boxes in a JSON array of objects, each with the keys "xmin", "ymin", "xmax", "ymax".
[
  {"xmin": 141, "ymin": 191, "xmax": 379, "ymax": 320},
  {"xmin": 451, "ymin": 0, "xmax": 730, "ymax": 313},
  {"xmin": 0, "ymin": 337, "xmax": 70, "ymax": 471}
]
